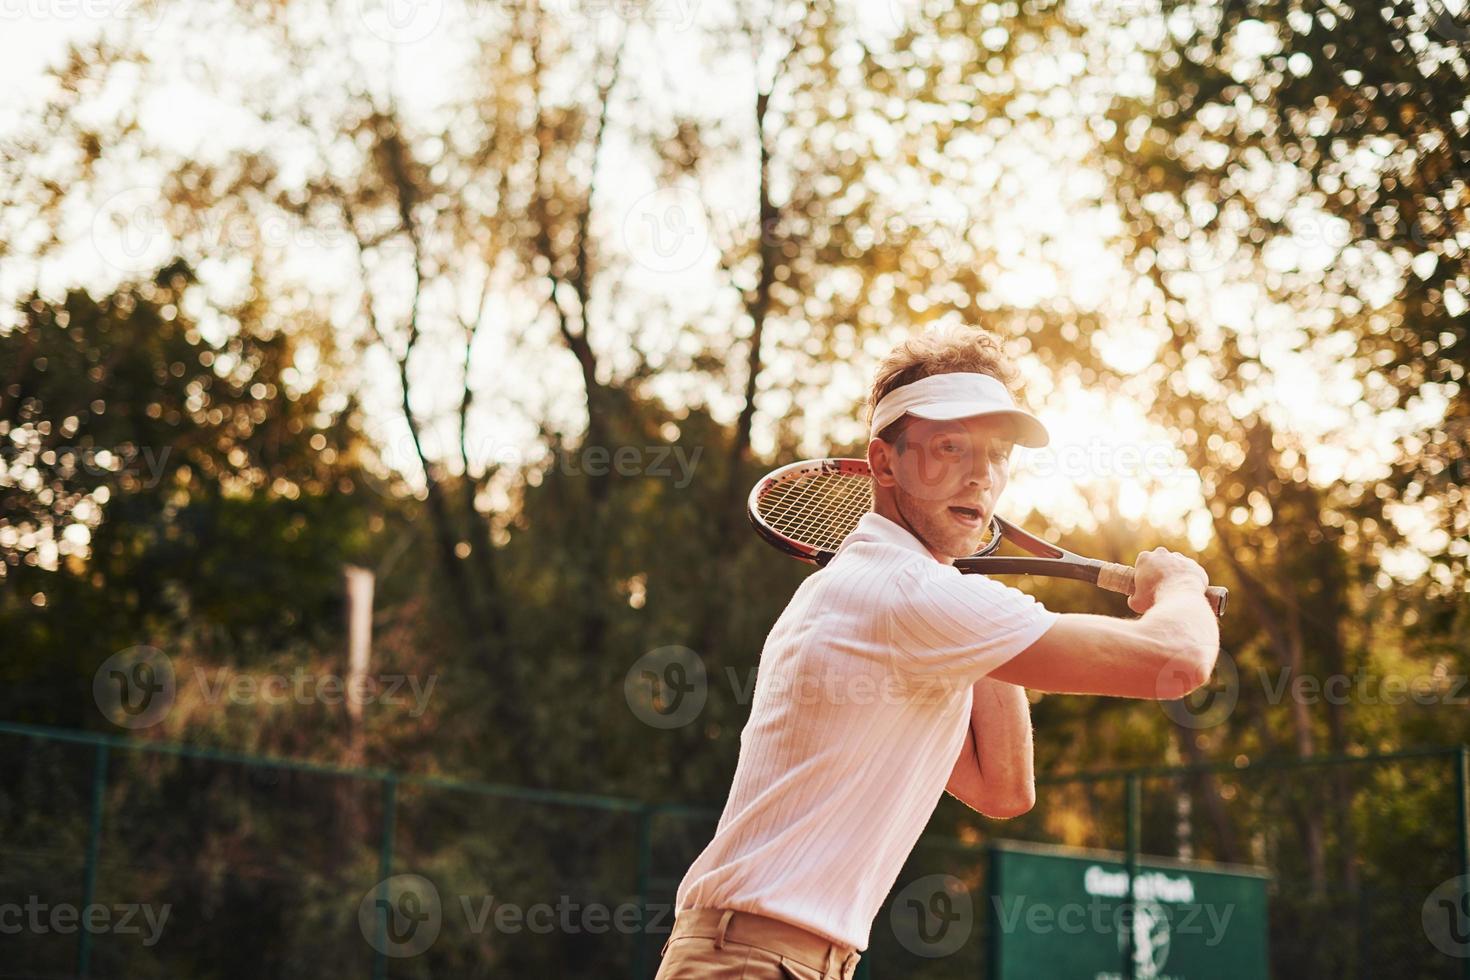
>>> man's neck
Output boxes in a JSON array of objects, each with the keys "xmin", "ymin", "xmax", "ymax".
[{"xmin": 870, "ymin": 495, "xmax": 952, "ymax": 565}]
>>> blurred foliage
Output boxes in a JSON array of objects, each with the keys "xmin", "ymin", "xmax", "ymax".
[
  {"xmin": 0, "ymin": 261, "xmax": 380, "ymax": 724},
  {"xmin": 0, "ymin": 0, "xmax": 1467, "ymax": 975}
]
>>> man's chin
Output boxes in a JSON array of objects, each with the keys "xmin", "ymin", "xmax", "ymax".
[
  {"xmin": 952, "ymin": 529, "xmax": 991, "ymax": 558},
  {"xmin": 898, "ymin": 501, "xmax": 988, "ymax": 560},
  {"xmin": 929, "ymin": 533, "xmax": 981, "ymax": 561}
]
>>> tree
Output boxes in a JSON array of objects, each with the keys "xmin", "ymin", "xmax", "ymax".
[
  {"xmin": 0, "ymin": 260, "xmax": 376, "ymax": 723},
  {"xmin": 1078, "ymin": 0, "xmax": 1470, "ymax": 892}
]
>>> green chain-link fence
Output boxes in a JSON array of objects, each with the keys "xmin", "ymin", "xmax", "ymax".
[{"xmin": 2, "ymin": 722, "xmax": 1466, "ymax": 978}]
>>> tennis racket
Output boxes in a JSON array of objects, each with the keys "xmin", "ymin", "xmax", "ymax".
[{"xmin": 748, "ymin": 457, "xmax": 1228, "ymax": 617}]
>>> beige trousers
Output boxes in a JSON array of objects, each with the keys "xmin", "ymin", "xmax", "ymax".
[{"xmin": 654, "ymin": 908, "xmax": 861, "ymax": 980}]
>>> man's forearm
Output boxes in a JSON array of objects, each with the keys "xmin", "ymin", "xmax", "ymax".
[
  {"xmin": 946, "ymin": 677, "xmax": 1036, "ymax": 818},
  {"xmin": 990, "ymin": 587, "xmax": 1219, "ymax": 698},
  {"xmin": 1143, "ymin": 581, "xmax": 1219, "ymax": 646},
  {"xmin": 1139, "ymin": 585, "xmax": 1221, "ymax": 696}
]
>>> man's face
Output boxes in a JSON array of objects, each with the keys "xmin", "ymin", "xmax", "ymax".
[{"xmin": 874, "ymin": 415, "xmax": 1016, "ymax": 561}]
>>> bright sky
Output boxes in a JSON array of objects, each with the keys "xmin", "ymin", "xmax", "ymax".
[
  {"xmin": 0, "ymin": 13, "xmax": 84, "ymax": 114},
  {"xmin": 0, "ymin": 1, "xmax": 1455, "ymax": 584}
]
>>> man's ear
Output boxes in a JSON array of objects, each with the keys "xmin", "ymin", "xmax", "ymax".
[{"xmin": 868, "ymin": 437, "xmax": 898, "ymax": 487}]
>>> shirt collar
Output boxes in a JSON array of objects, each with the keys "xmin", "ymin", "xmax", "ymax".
[{"xmin": 839, "ymin": 510, "xmax": 936, "ymax": 560}]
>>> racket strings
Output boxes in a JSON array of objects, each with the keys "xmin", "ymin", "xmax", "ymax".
[
  {"xmin": 759, "ymin": 472, "xmax": 873, "ymax": 551},
  {"xmin": 759, "ymin": 467, "xmax": 1002, "ymax": 556}
]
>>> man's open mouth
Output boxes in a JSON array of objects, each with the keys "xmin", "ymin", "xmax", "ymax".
[{"xmin": 948, "ymin": 506, "xmax": 983, "ymax": 527}]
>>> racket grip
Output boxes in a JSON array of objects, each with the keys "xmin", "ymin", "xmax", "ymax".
[{"xmin": 1096, "ymin": 563, "xmax": 1229, "ymax": 618}]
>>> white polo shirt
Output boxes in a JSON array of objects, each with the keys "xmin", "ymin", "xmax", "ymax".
[{"xmin": 674, "ymin": 510, "xmax": 1060, "ymax": 950}]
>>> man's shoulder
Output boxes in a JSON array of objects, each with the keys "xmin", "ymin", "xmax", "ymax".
[
  {"xmin": 818, "ymin": 539, "xmax": 932, "ymax": 597},
  {"xmin": 811, "ymin": 538, "xmax": 954, "ymax": 614},
  {"xmin": 831, "ymin": 540, "xmax": 1054, "ymax": 620},
  {"xmin": 830, "ymin": 532, "xmax": 936, "ymax": 571}
]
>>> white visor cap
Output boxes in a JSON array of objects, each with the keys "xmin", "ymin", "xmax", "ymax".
[{"xmin": 870, "ymin": 372, "xmax": 1049, "ymax": 448}]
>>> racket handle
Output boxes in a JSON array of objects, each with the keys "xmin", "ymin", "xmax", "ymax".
[{"xmin": 1097, "ymin": 562, "xmax": 1229, "ymax": 618}]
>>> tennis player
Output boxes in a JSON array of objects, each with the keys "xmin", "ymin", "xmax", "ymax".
[{"xmin": 655, "ymin": 327, "xmax": 1221, "ymax": 980}]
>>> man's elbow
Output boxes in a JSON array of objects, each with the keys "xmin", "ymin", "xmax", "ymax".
[
  {"xmin": 1155, "ymin": 644, "xmax": 1219, "ymax": 700},
  {"xmin": 978, "ymin": 785, "xmax": 1036, "ymax": 820}
]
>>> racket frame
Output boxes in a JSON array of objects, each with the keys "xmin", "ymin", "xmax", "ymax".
[{"xmin": 748, "ymin": 457, "xmax": 1229, "ymax": 617}]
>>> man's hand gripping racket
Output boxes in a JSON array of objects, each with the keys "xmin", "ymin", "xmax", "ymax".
[{"xmin": 747, "ymin": 458, "xmax": 1228, "ymax": 617}]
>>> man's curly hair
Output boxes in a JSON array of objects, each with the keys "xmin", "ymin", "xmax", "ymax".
[{"xmin": 867, "ymin": 326, "xmax": 1021, "ymax": 445}]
